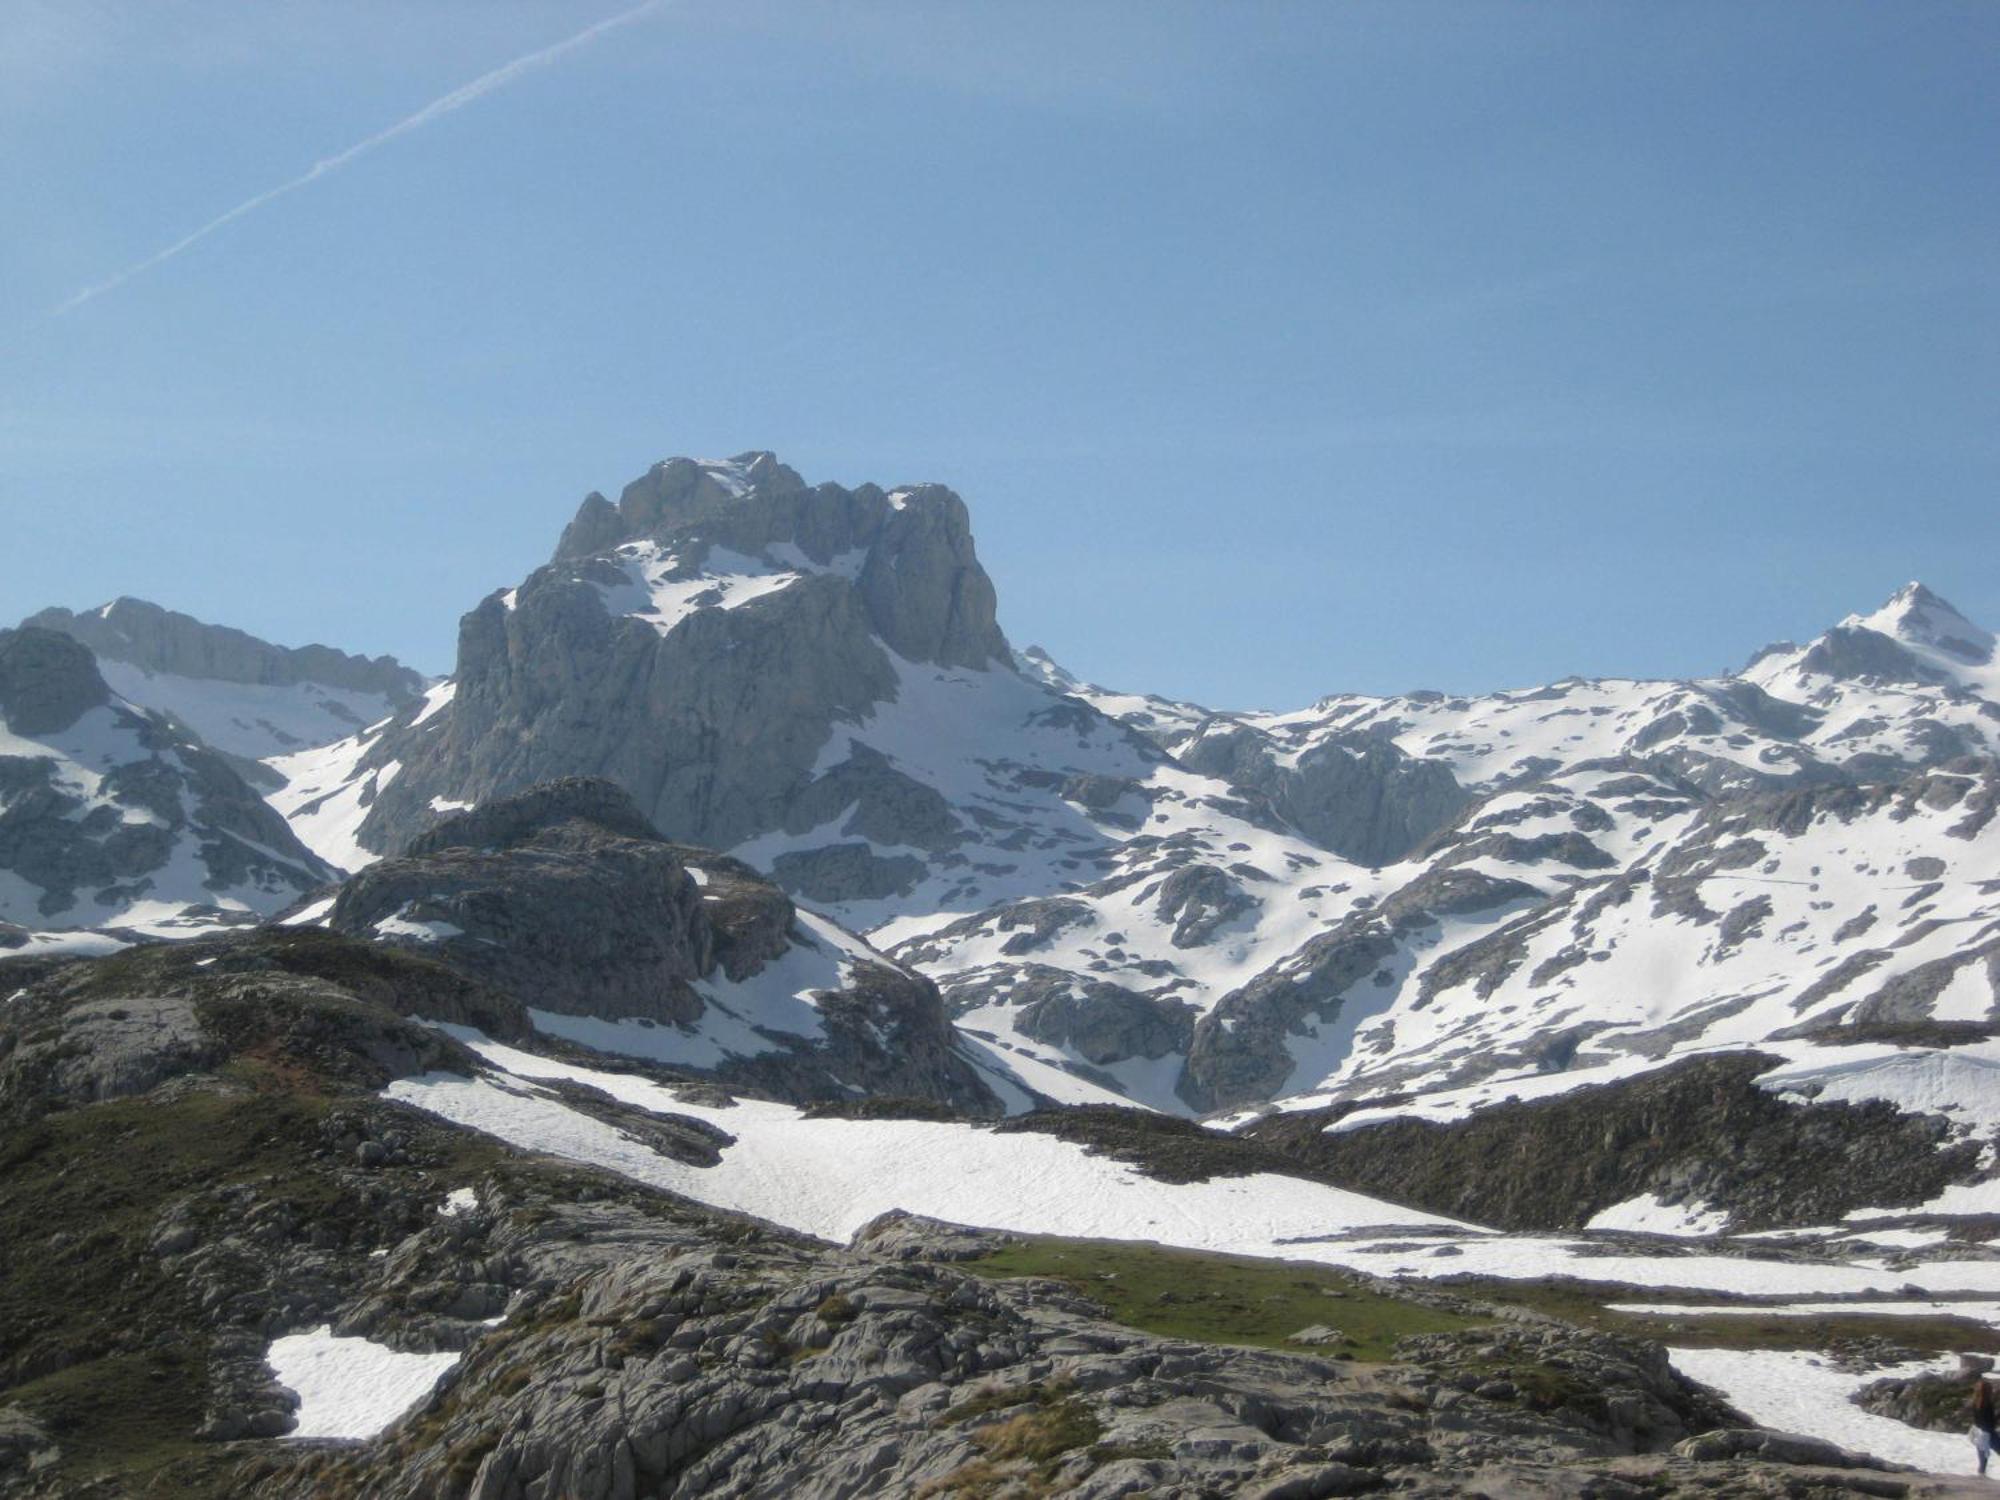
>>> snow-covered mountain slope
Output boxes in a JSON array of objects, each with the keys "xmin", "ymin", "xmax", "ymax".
[
  {"xmin": 23, "ymin": 596, "xmax": 426, "ymax": 764},
  {"xmin": 395, "ymin": 1024, "xmax": 2000, "ymax": 1305},
  {"xmin": 249, "ymin": 447, "xmax": 2000, "ymax": 1119},
  {"xmin": 1279, "ymin": 756, "xmax": 1999, "ymax": 1105},
  {"xmin": 266, "ymin": 455, "xmax": 1503, "ymax": 1109},
  {"xmin": 956, "ymin": 584, "xmax": 2000, "ymax": 1112},
  {"xmin": 0, "ymin": 626, "xmax": 337, "ymax": 951}
]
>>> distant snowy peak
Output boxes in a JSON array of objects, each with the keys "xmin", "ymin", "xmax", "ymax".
[
  {"xmin": 22, "ymin": 596, "xmax": 427, "ymax": 762},
  {"xmin": 1014, "ymin": 645, "xmax": 1079, "ymax": 693},
  {"xmin": 1852, "ymin": 582, "xmax": 1994, "ymax": 663},
  {"xmin": 1746, "ymin": 582, "xmax": 1998, "ymax": 697},
  {"xmin": 0, "ymin": 626, "xmax": 335, "ymax": 950}
]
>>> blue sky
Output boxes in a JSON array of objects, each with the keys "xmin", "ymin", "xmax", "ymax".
[{"xmin": 3, "ymin": 1, "xmax": 1994, "ymax": 708}]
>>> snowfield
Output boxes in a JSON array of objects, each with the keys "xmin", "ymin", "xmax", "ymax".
[
  {"xmin": 1666, "ymin": 1347, "xmax": 1977, "ymax": 1475},
  {"xmin": 386, "ymin": 1032, "xmax": 2000, "ymax": 1305},
  {"xmin": 387, "ymin": 1033, "xmax": 1466, "ymax": 1250},
  {"xmin": 96, "ymin": 659, "xmax": 400, "ymax": 762},
  {"xmin": 265, "ymin": 1326, "xmax": 460, "ymax": 1440}
]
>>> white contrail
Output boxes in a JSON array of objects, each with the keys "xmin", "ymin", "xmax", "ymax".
[{"xmin": 51, "ymin": 0, "xmax": 667, "ymax": 315}]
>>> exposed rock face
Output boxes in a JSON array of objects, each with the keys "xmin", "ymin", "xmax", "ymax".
[
  {"xmin": 1241, "ymin": 1052, "xmax": 1982, "ymax": 1232},
  {"xmin": 24, "ymin": 597, "xmax": 425, "ymax": 703},
  {"xmin": 0, "ymin": 627, "xmax": 335, "ymax": 941},
  {"xmin": 347, "ymin": 454, "xmax": 1009, "ymax": 863},
  {"xmin": 1178, "ymin": 722, "xmax": 1471, "ymax": 866},
  {"xmin": 0, "ymin": 626, "xmax": 108, "ymax": 735},
  {"xmin": 331, "ymin": 785, "xmax": 725, "ymax": 1027},
  {"xmin": 0, "ymin": 930, "xmax": 525, "ymax": 1124},
  {"xmin": 1180, "ymin": 868, "xmax": 1543, "ymax": 1112},
  {"xmin": 1012, "ymin": 970, "xmax": 1196, "ymax": 1066},
  {"xmin": 325, "ymin": 778, "xmax": 1000, "ymax": 1113}
]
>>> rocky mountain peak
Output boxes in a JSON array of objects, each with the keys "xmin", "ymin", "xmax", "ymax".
[
  {"xmin": 1739, "ymin": 580, "xmax": 1998, "ymax": 694},
  {"xmin": 22, "ymin": 596, "xmax": 425, "ymax": 702},
  {"xmin": 1846, "ymin": 580, "xmax": 1994, "ymax": 667},
  {"xmin": 1015, "ymin": 644, "xmax": 1080, "ymax": 692},
  {"xmin": 553, "ymin": 453, "xmax": 809, "ymax": 561},
  {"xmin": 331, "ymin": 453, "xmax": 1013, "ymax": 865},
  {"xmin": 0, "ymin": 625, "xmax": 109, "ymax": 735}
]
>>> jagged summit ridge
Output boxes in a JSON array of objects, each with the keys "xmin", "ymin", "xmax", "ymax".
[
  {"xmin": 25, "ymin": 596, "xmax": 425, "ymax": 701},
  {"xmin": 1848, "ymin": 580, "xmax": 1995, "ymax": 667},
  {"xmin": 22, "ymin": 595, "xmax": 428, "ymax": 764}
]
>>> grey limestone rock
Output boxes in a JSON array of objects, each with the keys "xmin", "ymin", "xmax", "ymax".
[
  {"xmin": 1178, "ymin": 721, "xmax": 1471, "ymax": 866},
  {"xmin": 23, "ymin": 596, "xmax": 424, "ymax": 703},
  {"xmin": 0, "ymin": 626, "xmax": 107, "ymax": 735},
  {"xmin": 349, "ymin": 455, "xmax": 1011, "ymax": 870},
  {"xmin": 329, "ymin": 778, "xmax": 999, "ymax": 1113}
]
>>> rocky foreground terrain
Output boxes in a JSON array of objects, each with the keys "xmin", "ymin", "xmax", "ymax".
[{"xmin": 4, "ymin": 928, "xmax": 1990, "ymax": 1498}]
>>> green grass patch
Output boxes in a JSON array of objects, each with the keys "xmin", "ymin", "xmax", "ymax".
[
  {"xmin": 1439, "ymin": 1276, "xmax": 2000, "ymax": 1358},
  {"xmin": 0, "ymin": 1081, "xmax": 512, "ymax": 1496},
  {"xmin": 963, "ymin": 1237, "xmax": 1483, "ymax": 1358},
  {"xmin": 964, "ymin": 1237, "xmax": 2000, "ymax": 1366}
]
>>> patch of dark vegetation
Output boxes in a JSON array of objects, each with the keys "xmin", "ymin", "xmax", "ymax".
[
  {"xmin": 991, "ymin": 1104, "xmax": 1351, "ymax": 1188},
  {"xmin": 964, "ymin": 1237, "xmax": 1483, "ymax": 1358},
  {"xmin": 1796, "ymin": 1018, "xmax": 2000, "ymax": 1049},
  {"xmin": 0, "ymin": 1085, "xmax": 362, "ymax": 1491},
  {"xmin": 1438, "ymin": 1275, "xmax": 2000, "ymax": 1360},
  {"xmin": 925, "ymin": 1377, "xmax": 1105, "ymax": 1499},
  {"xmin": 1240, "ymin": 1052, "xmax": 1981, "ymax": 1232}
]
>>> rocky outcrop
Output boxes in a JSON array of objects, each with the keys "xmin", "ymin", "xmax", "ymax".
[
  {"xmin": 1797, "ymin": 625, "xmax": 1949, "ymax": 686},
  {"xmin": 1178, "ymin": 722, "xmax": 1471, "ymax": 866},
  {"xmin": 24, "ymin": 597, "xmax": 424, "ymax": 704},
  {"xmin": 0, "ymin": 626, "xmax": 108, "ymax": 734},
  {"xmin": 1012, "ymin": 971, "xmax": 1196, "ymax": 1066},
  {"xmin": 325, "ymin": 779, "xmax": 1000, "ymax": 1113},
  {"xmin": 1240, "ymin": 1052, "xmax": 1982, "ymax": 1232}
]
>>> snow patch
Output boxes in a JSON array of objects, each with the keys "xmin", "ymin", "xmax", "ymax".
[
  {"xmin": 1586, "ymin": 1194, "xmax": 1730, "ymax": 1238},
  {"xmin": 265, "ymin": 1326, "xmax": 459, "ymax": 1440},
  {"xmin": 1666, "ymin": 1346, "xmax": 1975, "ymax": 1474}
]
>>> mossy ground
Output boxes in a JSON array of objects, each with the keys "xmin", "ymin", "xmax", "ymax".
[
  {"xmin": 965, "ymin": 1236, "xmax": 2000, "ymax": 1365},
  {"xmin": 0, "ymin": 1061, "xmax": 508, "ymax": 1495},
  {"xmin": 925, "ymin": 1378, "xmax": 1106, "ymax": 1499},
  {"xmin": 1441, "ymin": 1275, "xmax": 2000, "ymax": 1358},
  {"xmin": 963, "ymin": 1237, "xmax": 1483, "ymax": 1358}
]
